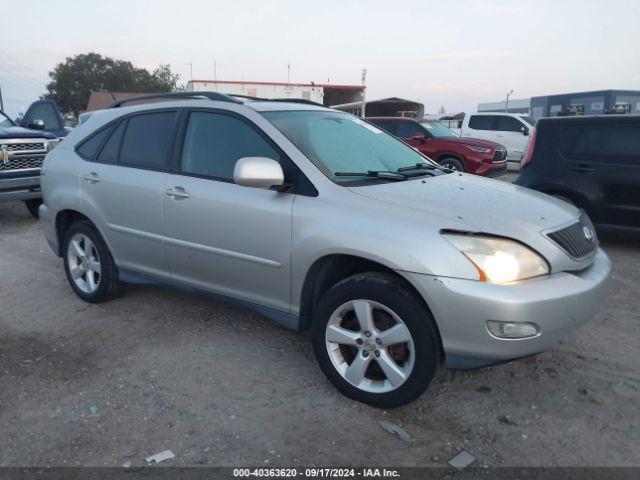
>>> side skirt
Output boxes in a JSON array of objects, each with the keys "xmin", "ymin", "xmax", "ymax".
[{"xmin": 119, "ymin": 268, "xmax": 300, "ymax": 331}]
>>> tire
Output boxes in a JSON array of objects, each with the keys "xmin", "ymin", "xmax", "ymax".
[
  {"xmin": 24, "ymin": 199, "xmax": 42, "ymax": 219},
  {"xmin": 62, "ymin": 220, "xmax": 121, "ymax": 303},
  {"xmin": 438, "ymin": 157, "xmax": 465, "ymax": 172},
  {"xmin": 311, "ymin": 272, "xmax": 440, "ymax": 408}
]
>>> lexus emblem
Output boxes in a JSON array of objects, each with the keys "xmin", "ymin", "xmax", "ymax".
[
  {"xmin": 0, "ymin": 145, "xmax": 8, "ymax": 165},
  {"xmin": 583, "ymin": 226, "xmax": 594, "ymax": 241}
]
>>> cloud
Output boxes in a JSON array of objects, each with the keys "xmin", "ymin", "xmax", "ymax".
[{"xmin": 426, "ymin": 49, "xmax": 518, "ymax": 61}]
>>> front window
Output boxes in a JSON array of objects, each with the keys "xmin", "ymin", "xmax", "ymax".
[
  {"xmin": 419, "ymin": 121, "xmax": 458, "ymax": 138},
  {"xmin": 0, "ymin": 111, "xmax": 15, "ymax": 128},
  {"xmin": 520, "ymin": 116, "xmax": 536, "ymax": 127},
  {"xmin": 263, "ymin": 110, "xmax": 435, "ymax": 183}
]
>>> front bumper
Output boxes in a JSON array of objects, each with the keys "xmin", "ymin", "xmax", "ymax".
[
  {"xmin": 0, "ymin": 174, "xmax": 41, "ymax": 202},
  {"xmin": 475, "ymin": 160, "xmax": 508, "ymax": 177},
  {"xmin": 403, "ymin": 249, "xmax": 611, "ymax": 369}
]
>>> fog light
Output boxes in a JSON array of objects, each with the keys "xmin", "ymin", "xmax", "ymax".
[{"xmin": 486, "ymin": 320, "xmax": 539, "ymax": 339}]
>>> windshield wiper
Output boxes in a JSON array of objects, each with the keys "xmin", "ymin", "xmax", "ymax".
[
  {"xmin": 396, "ymin": 163, "xmax": 451, "ymax": 173},
  {"xmin": 334, "ymin": 170, "xmax": 407, "ymax": 181}
]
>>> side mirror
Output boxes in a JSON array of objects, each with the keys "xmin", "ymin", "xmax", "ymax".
[
  {"xmin": 412, "ymin": 133, "xmax": 427, "ymax": 142},
  {"xmin": 522, "ymin": 126, "xmax": 530, "ymax": 136},
  {"xmin": 29, "ymin": 118, "xmax": 45, "ymax": 130},
  {"xmin": 234, "ymin": 157, "xmax": 285, "ymax": 190}
]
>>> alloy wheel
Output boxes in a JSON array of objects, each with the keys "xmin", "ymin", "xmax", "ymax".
[
  {"xmin": 325, "ymin": 299, "xmax": 415, "ymax": 393},
  {"xmin": 67, "ymin": 233, "xmax": 102, "ymax": 294}
]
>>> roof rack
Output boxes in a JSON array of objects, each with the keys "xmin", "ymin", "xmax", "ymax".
[
  {"xmin": 269, "ymin": 98, "xmax": 325, "ymax": 107},
  {"xmin": 109, "ymin": 91, "xmax": 242, "ymax": 108}
]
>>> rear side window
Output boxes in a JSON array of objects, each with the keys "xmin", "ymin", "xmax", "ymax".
[
  {"xmin": 496, "ymin": 116, "xmax": 524, "ymax": 132},
  {"xmin": 97, "ymin": 121, "xmax": 126, "ymax": 164},
  {"xmin": 119, "ymin": 111, "xmax": 176, "ymax": 170},
  {"xmin": 561, "ymin": 124, "xmax": 640, "ymax": 159},
  {"xmin": 468, "ymin": 115, "xmax": 495, "ymax": 130},
  {"xmin": 180, "ymin": 111, "xmax": 281, "ymax": 181},
  {"xmin": 394, "ymin": 122, "xmax": 423, "ymax": 138},
  {"xmin": 76, "ymin": 126, "xmax": 112, "ymax": 160},
  {"xmin": 369, "ymin": 121, "xmax": 397, "ymax": 135}
]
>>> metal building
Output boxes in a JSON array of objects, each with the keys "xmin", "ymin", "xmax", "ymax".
[{"xmin": 186, "ymin": 79, "xmax": 364, "ymax": 107}]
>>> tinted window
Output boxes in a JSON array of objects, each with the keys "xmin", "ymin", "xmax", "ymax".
[
  {"xmin": 98, "ymin": 121, "xmax": 126, "ymax": 164},
  {"xmin": 181, "ymin": 111, "xmax": 281, "ymax": 180},
  {"xmin": 496, "ymin": 116, "xmax": 525, "ymax": 132},
  {"xmin": 76, "ymin": 126, "xmax": 112, "ymax": 160},
  {"xmin": 562, "ymin": 124, "xmax": 640, "ymax": 159},
  {"xmin": 395, "ymin": 121, "xmax": 423, "ymax": 138},
  {"xmin": 468, "ymin": 115, "xmax": 495, "ymax": 130},
  {"xmin": 369, "ymin": 120, "xmax": 397, "ymax": 136},
  {"xmin": 119, "ymin": 112, "xmax": 176, "ymax": 169},
  {"xmin": 25, "ymin": 103, "xmax": 62, "ymax": 131}
]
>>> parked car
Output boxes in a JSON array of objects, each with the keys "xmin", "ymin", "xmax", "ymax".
[
  {"xmin": 516, "ymin": 115, "xmax": 640, "ymax": 231},
  {"xmin": 367, "ymin": 117, "xmax": 507, "ymax": 177},
  {"xmin": 0, "ymin": 109, "xmax": 59, "ymax": 217},
  {"xmin": 459, "ymin": 112, "xmax": 536, "ymax": 169},
  {"xmin": 40, "ymin": 92, "xmax": 610, "ymax": 407}
]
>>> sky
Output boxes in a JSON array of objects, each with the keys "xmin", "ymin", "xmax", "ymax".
[{"xmin": 1, "ymin": 0, "xmax": 639, "ymax": 118}]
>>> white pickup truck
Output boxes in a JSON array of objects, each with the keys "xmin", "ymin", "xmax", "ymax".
[{"xmin": 458, "ymin": 112, "xmax": 536, "ymax": 170}]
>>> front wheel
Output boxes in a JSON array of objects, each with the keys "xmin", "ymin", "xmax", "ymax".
[
  {"xmin": 438, "ymin": 157, "xmax": 465, "ymax": 172},
  {"xmin": 24, "ymin": 199, "xmax": 42, "ymax": 219},
  {"xmin": 312, "ymin": 272, "xmax": 440, "ymax": 408}
]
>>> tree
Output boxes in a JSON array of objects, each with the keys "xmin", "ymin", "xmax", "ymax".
[{"xmin": 46, "ymin": 53, "xmax": 181, "ymax": 114}]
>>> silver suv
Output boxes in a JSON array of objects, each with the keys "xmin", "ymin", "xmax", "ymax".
[{"xmin": 40, "ymin": 93, "xmax": 610, "ymax": 407}]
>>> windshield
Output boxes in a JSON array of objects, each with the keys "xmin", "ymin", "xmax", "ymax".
[
  {"xmin": 419, "ymin": 121, "xmax": 458, "ymax": 138},
  {"xmin": 520, "ymin": 116, "xmax": 536, "ymax": 126},
  {"xmin": 0, "ymin": 111, "xmax": 14, "ymax": 128},
  {"xmin": 263, "ymin": 110, "xmax": 435, "ymax": 182}
]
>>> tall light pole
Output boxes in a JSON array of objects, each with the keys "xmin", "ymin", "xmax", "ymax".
[
  {"xmin": 185, "ymin": 63, "xmax": 193, "ymax": 82},
  {"xmin": 505, "ymin": 89, "xmax": 514, "ymax": 112},
  {"xmin": 361, "ymin": 68, "xmax": 367, "ymax": 118},
  {"xmin": 0, "ymin": 82, "xmax": 4, "ymax": 112}
]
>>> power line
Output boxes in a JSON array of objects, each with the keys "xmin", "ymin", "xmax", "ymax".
[{"xmin": 0, "ymin": 48, "xmax": 47, "ymax": 82}]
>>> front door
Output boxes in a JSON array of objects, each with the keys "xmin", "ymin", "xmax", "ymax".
[
  {"xmin": 163, "ymin": 110, "xmax": 294, "ymax": 312},
  {"xmin": 564, "ymin": 121, "xmax": 640, "ymax": 228}
]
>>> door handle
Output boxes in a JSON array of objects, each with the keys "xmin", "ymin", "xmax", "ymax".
[
  {"xmin": 165, "ymin": 187, "xmax": 191, "ymax": 199},
  {"xmin": 570, "ymin": 164, "xmax": 595, "ymax": 173},
  {"xmin": 83, "ymin": 172, "xmax": 101, "ymax": 183}
]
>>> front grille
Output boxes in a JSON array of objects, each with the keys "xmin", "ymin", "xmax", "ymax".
[
  {"xmin": 546, "ymin": 212, "xmax": 598, "ymax": 259},
  {"xmin": 492, "ymin": 148, "xmax": 507, "ymax": 163},
  {"xmin": 0, "ymin": 156, "xmax": 44, "ymax": 172},
  {"xmin": 6, "ymin": 142, "xmax": 46, "ymax": 152}
]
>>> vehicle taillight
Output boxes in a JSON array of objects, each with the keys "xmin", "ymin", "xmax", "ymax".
[{"xmin": 521, "ymin": 128, "xmax": 537, "ymax": 168}]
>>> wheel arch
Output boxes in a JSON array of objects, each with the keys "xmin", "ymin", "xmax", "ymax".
[
  {"xmin": 297, "ymin": 254, "xmax": 443, "ymax": 354},
  {"xmin": 435, "ymin": 152, "xmax": 466, "ymax": 171},
  {"xmin": 55, "ymin": 209, "xmax": 112, "ymax": 257}
]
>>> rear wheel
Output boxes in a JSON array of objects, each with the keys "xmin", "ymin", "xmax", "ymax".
[
  {"xmin": 438, "ymin": 157, "xmax": 465, "ymax": 172},
  {"xmin": 24, "ymin": 199, "xmax": 42, "ymax": 219},
  {"xmin": 63, "ymin": 221, "xmax": 121, "ymax": 303},
  {"xmin": 312, "ymin": 272, "xmax": 440, "ymax": 408}
]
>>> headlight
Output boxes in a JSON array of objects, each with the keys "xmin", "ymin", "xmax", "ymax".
[
  {"xmin": 47, "ymin": 139, "xmax": 61, "ymax": 151},
  {"xmin": 443, "ymin": 233, "xmax": 549, "ymax": 284},
  {"xmin": 464, "ymin": 145, "xmax": 491, "ymax": 153}
]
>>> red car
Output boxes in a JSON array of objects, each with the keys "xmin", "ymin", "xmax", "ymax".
[{"xmin": 367, "ymin": 117, "xmax": 508, "ymax": 177}]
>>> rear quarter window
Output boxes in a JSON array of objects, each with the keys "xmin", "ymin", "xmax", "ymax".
[
  {"xmin": 76, "ymin": 125, "xmax": 113, "ymax": 160},
  {"xmin": 560, "ymin": 123, "xmax": 640, "ymax": 159}
]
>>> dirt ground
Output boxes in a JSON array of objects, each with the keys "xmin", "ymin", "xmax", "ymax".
[{"xmin": 1, "ymin": 192, "xmax": 639, "ymax": 468}]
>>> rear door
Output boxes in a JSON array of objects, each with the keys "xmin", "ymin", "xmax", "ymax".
[
  {"xmin": 79, "ymin": 110, "xmax": 179, "ymax": 278},
  {"xmin": 563, "ymin": 121, "xmax": 640, "ymax": 227},
  {"xmin": 162, "ymin": 109, "xmax": 294, "ymax": 312}
]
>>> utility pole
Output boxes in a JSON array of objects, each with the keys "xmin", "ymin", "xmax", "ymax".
[
  {"xmin": 287, "ymin": 63, "xmax": 291, "ymax": 84},
  {"xmin": 361, "ymin": 68, "xmax": 367, "ymax": 118},
  {"xmin": 214, "ymin": 59, "xmax": 217, "ymax": 81},
  {"xmin": 185, "ymin": 63, "xmax": 193, "ymax": 83},
  {"xmin": 505, "ymin": 89, "xmax": 514, "ymax": 112},
  {"xmin": 0, "ymin": 82, "xmax": 4, "ymax": 112}
]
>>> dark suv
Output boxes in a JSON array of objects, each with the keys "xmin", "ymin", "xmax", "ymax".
[
  {"xmin": 367, "ymin": 117, "xmax": 507, "ymax": 177},
  {"xmin": 516, "ymin": 115, "xmax": 640, "ymax": 231}
]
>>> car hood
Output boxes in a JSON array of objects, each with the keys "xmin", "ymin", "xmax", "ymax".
[
  {"xmin": 0, "ymin": 126, "xmax": 56, "ymax": 139},
  {"xmin": 348, "ymin": 173, "xmax": 586, "ymax": 270},
  {"xmin": 436, "ymin": 136, "xmax": 504, "ymax": 150}
]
